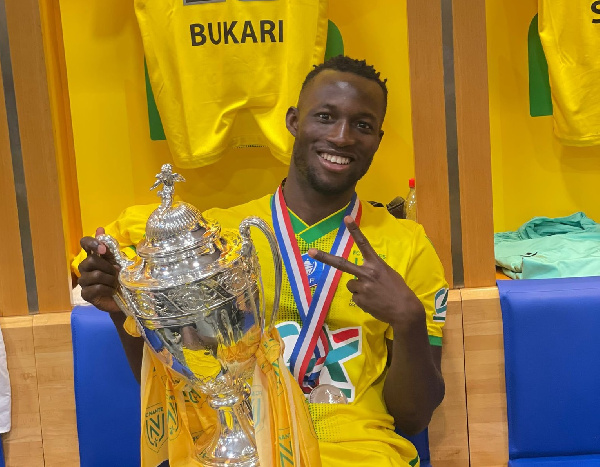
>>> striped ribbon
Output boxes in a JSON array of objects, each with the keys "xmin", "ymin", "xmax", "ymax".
[{"xmin": 271, "ymin": 185, "xmax": 362, "ymax": 392}]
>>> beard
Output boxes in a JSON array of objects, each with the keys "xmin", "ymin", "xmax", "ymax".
[{"xmin": 292, "ymin": 145, "xmax": 373, "ymax": 196}]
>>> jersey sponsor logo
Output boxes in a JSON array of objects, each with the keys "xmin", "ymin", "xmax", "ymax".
[
  {"xmin": 593, "ymin": 1, "xmax": 600, "ymax": 23},
  {"xmin": 190, "ymin": 20, "xmax": 284, "ymax": 45},
  {"xmin": 433, "ymin": 287, "xmax": 448, "ymax": 322},
  {"xmin": 276, "ymin": 321, "xmax": 362, "ymax": 402},
  {"xmin": 145, "ymin": 403, "xmax": 166, "ymax": 452}
]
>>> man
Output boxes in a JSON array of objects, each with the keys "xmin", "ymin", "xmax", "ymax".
[{"xmin": 77, "ymin": 56, "xmax": 447, "ymax": 466}]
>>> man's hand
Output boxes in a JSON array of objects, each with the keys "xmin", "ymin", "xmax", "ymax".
[
  {"xmin": 308, "ymin": 216, "xmax": 425, "ymax": 332},
  {"xmin": 78, "ymin": 227, "xmax": 121, "ymax": 313},
  {"xmin": 309, "ymin": 216, "xmax": 444, "ymax": 434}
]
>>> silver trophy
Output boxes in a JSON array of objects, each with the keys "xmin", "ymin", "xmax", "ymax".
[{"xmin": 98, "ymin": 164, "xmax": 282, "ymax": 467}]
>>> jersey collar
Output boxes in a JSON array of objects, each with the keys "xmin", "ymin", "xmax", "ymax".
[{"xmin": 287, "ymin": 204, "xmax": 348, "ymax": 244}]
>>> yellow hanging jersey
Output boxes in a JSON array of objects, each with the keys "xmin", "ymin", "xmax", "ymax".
[
  {"xmin": 72, "ymin": 195, "xmax": 447, "ymax": 466},
  {"xmin": 538, "ymin": 1, "xmax": 600, "ymax": 145},
  {"xmin": 134, "ymin": 0, "xmax": 328, "ymax": 167}
]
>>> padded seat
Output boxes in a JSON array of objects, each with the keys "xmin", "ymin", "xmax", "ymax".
[
  {"xmin": 498, "ymin": 277, "xmax": 600, "ymax": 465},
  {"xmin": 509, "ymin": 454, "xmax": 600, "ymax": 466},
  {"xmin": 72, "ymin": 306, "xmax": 141, "ymax": 467},
  {"xmin": 402, "ymin": 429, "xmax": 431, "ymax": 467}
]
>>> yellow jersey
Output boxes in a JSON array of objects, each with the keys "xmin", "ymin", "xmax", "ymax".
[
  {"xmin": 203, "ymin": 195, "xmax": 447, "ymax": 467},
  {"xmin": 72, "ymin": 195, "xmax": 447, "ymax": 466},
  {"xmin": 538, "ymin": 0, "xmax": 600, "ymax": 145},
  {"xmin": 135, "ymin": 0, "xmax": 328, "ymax": 167}
]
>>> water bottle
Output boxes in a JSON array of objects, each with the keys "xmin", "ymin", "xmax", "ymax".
[{"xmin": 405, "ymin": 178, "xmax": 417, "ymax": 221}]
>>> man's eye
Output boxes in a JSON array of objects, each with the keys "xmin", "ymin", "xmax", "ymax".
[
  {"xmin": 317, "ymin": 113, "xmax": 331, "ymax": 120},
  {"xmin": 357, "ymin": 121, "xmax": 373, "ymax": 130}
]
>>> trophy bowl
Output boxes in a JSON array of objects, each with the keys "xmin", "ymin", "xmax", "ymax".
[{"xmin": 98, "ymin": 164, "xmax": 282, "ymax": 467}]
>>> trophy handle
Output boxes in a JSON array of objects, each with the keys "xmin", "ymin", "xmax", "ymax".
[
  {"xmin": 95, "ymin": 233, "xmax": 138, "ymax": 319},
  {"xmin": 96, "ymin": 233, "xmax": 136, "ymax": 270},
  {"xmin": 238, "ymin": 217, "xmax": 283, "ymax": 330}
]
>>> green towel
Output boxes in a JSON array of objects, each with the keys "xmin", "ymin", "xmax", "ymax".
[{"xmin": 494, "ymin": 213, "xmax": 600, "ymax": 279}]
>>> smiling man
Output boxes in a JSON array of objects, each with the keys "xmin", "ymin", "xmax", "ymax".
[{"xmin": 77, "ymin": 56, "xmax": 448, "ymax": 467}]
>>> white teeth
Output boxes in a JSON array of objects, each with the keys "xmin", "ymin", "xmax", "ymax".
[{"xmin": 319, "ymin": 152, "xmax": 350, "ymax": 165}]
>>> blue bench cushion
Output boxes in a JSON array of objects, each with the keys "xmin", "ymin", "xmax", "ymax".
[
  {"xmin": 498, "ymin": 277, "xmax": 600, "ymax": 460},
  {"xmin": 397, "ymin": 428, "xmax": 430, "ymax": 466},
  {"xmin": 509, "ymin": 454, "xmax": 600, "ymax": 466},
  {"xmin": 72, "ymin": 306, "xmax": 141, "ymax": 467}
]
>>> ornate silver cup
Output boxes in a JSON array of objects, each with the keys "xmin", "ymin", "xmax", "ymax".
[{"xmin": 98, "ymin": 164, "xmax": 282, "ymax": 467}]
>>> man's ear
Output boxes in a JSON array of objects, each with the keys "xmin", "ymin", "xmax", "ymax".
[
  {"xmin": 286, "ymin": 106, "xmax": 299, "ymax": 137},
  {"xmin": 379, "ymin": 129, "xmax": 385, "ymax": 140}
]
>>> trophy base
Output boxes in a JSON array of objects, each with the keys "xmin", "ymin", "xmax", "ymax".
[{"xmin": 198, "ymin": 391, "xmax": 260, "ymax": 467}]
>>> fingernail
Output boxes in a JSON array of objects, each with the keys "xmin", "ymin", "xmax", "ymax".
[{"xmin": 98, "ymin": 244, "xmax": 107, "ymax": 255}]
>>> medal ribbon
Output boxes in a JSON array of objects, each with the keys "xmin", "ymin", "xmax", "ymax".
[{"xmin": 271, "ymin": 185, "xmax": 362, "ymax": 392}]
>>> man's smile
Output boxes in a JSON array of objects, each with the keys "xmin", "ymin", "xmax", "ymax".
[{"xmin": 317, "ymin": 151, "xmax": 352, "ymax": 166}]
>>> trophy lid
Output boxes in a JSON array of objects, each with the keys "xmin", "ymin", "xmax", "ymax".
[
  {"xmin": 117, "ymin": 164, "xmax": 244, "ymax": 291},
  {"xmin": 136, "ymin": 164, "xmax": 217, "ymax": 258}
]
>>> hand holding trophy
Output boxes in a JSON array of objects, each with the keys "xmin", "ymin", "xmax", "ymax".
[{"xmin": 98, "ymin": 164, "xmax": 282, "ymax": 467}]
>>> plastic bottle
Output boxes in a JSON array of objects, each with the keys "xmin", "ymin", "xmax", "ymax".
[{"xmin": 405, "ymin": 178, "xmax": 417, "ymax": 221}]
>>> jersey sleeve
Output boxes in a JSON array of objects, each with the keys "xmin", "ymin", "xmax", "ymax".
[
  {"xmin": 404, "ymin": 223, "xmax": 449, "ymax": 346},
  {"xmin": 71, "ymin": 203, "xmax": 159, "ymax": 276}
]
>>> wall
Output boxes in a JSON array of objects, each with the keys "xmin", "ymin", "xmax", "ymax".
[
  {"xmin": 487, "ymin": 0, "xmax": 600, "ymax": 233},
  {"xmin": 59, "ymin": 0, "xmax": 415, "ymax": 243}
]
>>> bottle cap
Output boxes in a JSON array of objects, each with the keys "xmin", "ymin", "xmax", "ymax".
[{"xmin": 408, "ymin": 178, "xmax": 415, "ymax": 188}]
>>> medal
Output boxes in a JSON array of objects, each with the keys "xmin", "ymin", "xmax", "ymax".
[
  {"xmin": 301, "ymin": 253, "xmax": 324, "ymax": 287},
  {"xmin": 308, "ymin": 384, "xmax": 348, "ymax": 404},
  {"xmin": 271, "ymin": 185, "xmax": 362, "ymax": 393}
]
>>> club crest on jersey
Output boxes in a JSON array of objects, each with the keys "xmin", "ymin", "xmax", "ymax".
[
  {"xmin": 276, "ymin": 322, "xmax": 362, "ymax": 402},
  {"xmin": 301, "ymin": 253, "xmax": 324, "ymax": 287},
  {"xmin": 166, "ymin": 393, "xmax": 181, "ymax": 440},
  {"xmin": 434, "ymin": 288, "xmax": 448, "ymax": 322},
  {"xmin": 145, "ymin": 404, "xmax": 166, "ymax": 452}
]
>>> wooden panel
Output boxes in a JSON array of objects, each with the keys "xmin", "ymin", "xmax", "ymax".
[
  {"xmin": 462, "ymin": 287, "xmax": 508, "ymax": 466},
  {"xmin": 33, "ymin": 312, "xmax": 79, "ymax": 466},
  {"xmin": 429, "ymin": 289, "xmax": 469, "ymax": 466},
  {"xmin": 407, "ymin": 0, "xmax": 454, "ymax": 287},
  {"xmin": 452, "ymin": 0, "xmax": 496, "ymax": 287},
  {"xmin": 0, "ymin": 51, "xmax": 28, "ymax": 317},
  {"xmin": 0, "ymin": 316, "xmax": 44, "ymax": 467},
  {"xmin": 4, "ymin": 0, "xmax": 71, "ymax": 312}
]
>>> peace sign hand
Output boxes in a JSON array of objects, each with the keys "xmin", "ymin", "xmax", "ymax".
[{"xmin": 308, "ymin": 216, "xmax": 425, "ymax": 332}]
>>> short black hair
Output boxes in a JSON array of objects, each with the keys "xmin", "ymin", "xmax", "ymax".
[{"xmin": 301, "ymin": 55, "xmax": 388, "ymax": 110}]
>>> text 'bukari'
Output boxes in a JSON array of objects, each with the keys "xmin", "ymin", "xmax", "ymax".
[{"xmin": 190, "ymin": 20, "xmax": 284, "ymax": 46}]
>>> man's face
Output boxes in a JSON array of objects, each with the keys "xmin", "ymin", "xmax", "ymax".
[{"xmin": 286, "ymin": 70, "xmax": 386, "ymax": 196}]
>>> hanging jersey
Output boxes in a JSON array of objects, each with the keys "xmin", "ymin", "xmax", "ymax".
[
  {"xmin": 538, "ymin": 1, "xmax": 600, "ymax": 145},
  {"xmin": 134, "ymin": 0, "xmax": 329, "ymax": 167}
]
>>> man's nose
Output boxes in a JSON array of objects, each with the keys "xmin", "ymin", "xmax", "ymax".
[{"xmin": 326, "ymin": 120, "xmax": 354, "ymax": 146}]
